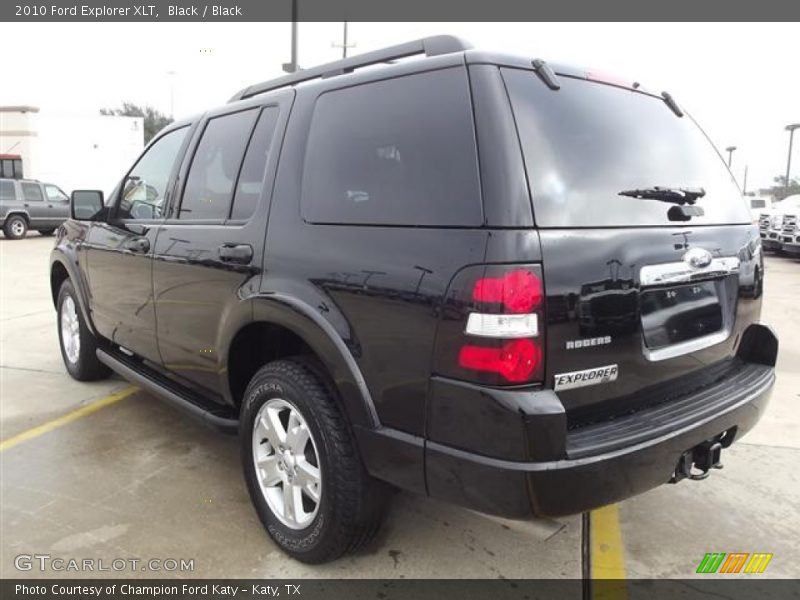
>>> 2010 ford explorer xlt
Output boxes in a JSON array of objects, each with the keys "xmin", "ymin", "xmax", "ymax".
[{"xmin": 50, "ymin": 36, "xmax": 778, "ymax": 563}]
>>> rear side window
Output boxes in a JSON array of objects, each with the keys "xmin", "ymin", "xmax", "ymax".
[
  {"xmin": 302, "ymin": 68, "xmax": 482, "ymax": 226},
  {"xmin": 21, "ymin": 182, "xmax": 43, "ymax": 202},
  {"xmin": 230, "ymin": 107, "xmax": 280, "ymax": 221},
  {"xmin": 502, "ymin": 69, "xmax": 750, "ymax": 227},
  {"xmin": 0, "ymin": 180, "xmax": 15, "ymax": 201},
  {"xmin": 180, "ymin": 109, "xmax": 259, "ymax": 220}
]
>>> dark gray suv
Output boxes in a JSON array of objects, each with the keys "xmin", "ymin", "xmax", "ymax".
[{"xmin": 0, "ymin": 178, "xmax": 70, "ymax": 239}]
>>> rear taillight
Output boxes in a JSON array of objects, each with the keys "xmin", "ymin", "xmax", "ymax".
[
  {"xmin": 434, "ymin": 265, "xmax": 545, "ymax": 386},
  {"xmin": 472, "ymin": 269, "xmax": 543, "ymax": 313},
  {"xmin": 458, "ymin": 338, "xmax": 542, "ymax": 383}
]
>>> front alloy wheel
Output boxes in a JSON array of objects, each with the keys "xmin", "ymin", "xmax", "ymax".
[
  {"xmin": 252, "ymin": 398, "xmax": 322, "ymax": 529},
  {"xmin": 60, "ymin": 295, "xmax": 81, "ymax": 364},
  {"xmin": 56, "ymin": 279, "xmax": 111, "ymax": 381}
]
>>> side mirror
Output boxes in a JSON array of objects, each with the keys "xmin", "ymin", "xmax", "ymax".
[{"xmin": 71, "ymin": 190, "xmax": 104, "ymax": 221}]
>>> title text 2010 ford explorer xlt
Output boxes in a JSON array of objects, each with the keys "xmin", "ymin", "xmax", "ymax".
[{"xmin": 50, "ymin": 36, "xmax": 778, "ymax": 563}]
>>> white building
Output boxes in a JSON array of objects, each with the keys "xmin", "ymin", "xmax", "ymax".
[{"xmin": 0, "ymin": 106, "xmax": 143, "ymax": 195}]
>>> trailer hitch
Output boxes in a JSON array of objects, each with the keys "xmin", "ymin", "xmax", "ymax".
[{"xmin": 670, "ymin": 440, "xmax": 724, "ymax": 483}]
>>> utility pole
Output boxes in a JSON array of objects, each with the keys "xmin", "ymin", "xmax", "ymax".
[
  {"xmin": 785, "ymin": 124, "xmax": 800, "ymax": 193},
  {"xmin": 332, "ymin": 21, "xmax": 356, "ymax": 58},
  {"xmin": 725, "ymin": 146, "xmax": 737, "ymax": 168},
  {"xmin": 282, "ymin": 0, "xmax": 299, "ymax": 73},
  {"xmin": 742, "ymin": 165, "xmax": 748, "ymax": 195}
]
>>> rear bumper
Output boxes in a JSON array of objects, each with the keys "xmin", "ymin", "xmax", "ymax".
[
  {"xmin": 407, "ymin": 323, "xmax": 777, "ymax": 518},
  {"xmin": 424, "ymin": 363, "xmax": 773, "ymax": 517}
]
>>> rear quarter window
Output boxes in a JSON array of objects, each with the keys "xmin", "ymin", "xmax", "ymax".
[
  {"xmin": 0, "ymin": 180, "xmax": 15, "ymax": 201},
  {"xmin": 21, "ymin": 182, "xmax": 43, "ymax": 202},
  {"xmin": 301, "ymin": 68, "xmax": 482, "ymax": 227},
  {"xmin": 502, "ymin": 68, "xmax": 750, "ymax": 228}
]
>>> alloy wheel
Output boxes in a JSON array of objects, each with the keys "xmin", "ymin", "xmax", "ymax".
[{"xmin": 252, "ymin": 398, "xmax": 322, "ymax": 529}]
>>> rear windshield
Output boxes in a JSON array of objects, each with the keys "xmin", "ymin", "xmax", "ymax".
[{"xmin": 502, "ymin": 68, "xmax": 750, "ymax": 227}]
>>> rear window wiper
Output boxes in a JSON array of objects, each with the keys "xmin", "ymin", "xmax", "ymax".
[{"xmin": 618, "ymin": 186, "xmax": 706, "ymax": 205}]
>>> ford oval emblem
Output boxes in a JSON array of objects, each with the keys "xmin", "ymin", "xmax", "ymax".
[{"xmin": 683, "ymin": 247, "xmax": 713, "ymax": 269}]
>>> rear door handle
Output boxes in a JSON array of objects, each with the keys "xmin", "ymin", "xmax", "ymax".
[
  {"xmin": 125, "ymin": 237, "xmax": 150, "ymax": 253},
  {"xmin": 218, "ymin": 243, "xmax": 253, "ymax": 264}
]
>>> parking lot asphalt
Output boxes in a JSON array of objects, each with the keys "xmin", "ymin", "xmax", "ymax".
[{"xmin": 1, "ymin": 235, "xmax": 798, "ymax": 580}]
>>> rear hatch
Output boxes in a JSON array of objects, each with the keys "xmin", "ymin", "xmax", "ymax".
[{"xmin": 501, "ymin": 67, "xmax": 760, "ymax": 424}]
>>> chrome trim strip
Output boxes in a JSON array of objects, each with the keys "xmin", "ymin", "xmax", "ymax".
[
  {"xmin": 641, "ymin": 268, "xmax": 737, "ymax": 361},
  {"xmin": 645, "ymin": 329, "xmax": 731, "ymax": 362},
  {"xmin": 640, "ymin": 257, "xmax": 740, "ymax": 287}
]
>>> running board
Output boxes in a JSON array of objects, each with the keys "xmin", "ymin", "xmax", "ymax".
[{"xmin": 96, "ymin": 348, "xmax": 239, "ymax": 434}]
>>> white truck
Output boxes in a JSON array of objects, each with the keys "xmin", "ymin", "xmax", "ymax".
[{"xmin": 760, "ymin": 194, "xmax": 800, "ymax": 253}]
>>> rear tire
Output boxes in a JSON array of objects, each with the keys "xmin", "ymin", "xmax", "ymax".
[
  {"xmin": 241, "ymin": 358, "xmax": 389, "ymax": 563},
  {"xmin": 3, "ymin": 215, "xmax": 28, "ymax": 239},
  {"xmin": 57, "ymin": 279, "xmax": 111, "ymax": 381}
]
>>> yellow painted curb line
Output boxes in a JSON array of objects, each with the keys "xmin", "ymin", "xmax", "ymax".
[
  {"xmin": 0, "ymin": 386, "xmax": 138, "ymax": 452},
  {"xmin": 591, "ymin": 503, "xmax": 627, "ymax": 599}
]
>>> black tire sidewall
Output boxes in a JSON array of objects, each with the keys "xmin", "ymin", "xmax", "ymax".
[
  {"xmin": 240, "ymin": 364, "xmax": 337, "ymax": 559},
  {"xmin": 4, "ymin": 216, "xmax": 27, "ymax": 239}
]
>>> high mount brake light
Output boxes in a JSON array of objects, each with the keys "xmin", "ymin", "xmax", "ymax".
[{"xmin": 472, "ymin": 269, "xmax": 542, "ymax": 314}]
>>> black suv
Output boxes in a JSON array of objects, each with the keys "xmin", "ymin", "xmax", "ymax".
[{"xmin": 50, "ymin": 37, "xmax": 777, "ymax": 563}]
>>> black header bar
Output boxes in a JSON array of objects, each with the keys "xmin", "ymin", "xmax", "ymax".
[{"xmin": 2, "ymin": 0, "xmax": 799, "ymax": 22}]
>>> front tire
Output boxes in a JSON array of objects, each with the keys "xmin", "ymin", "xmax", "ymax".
[
  {"xmin": 241, "ymin": 358, "xmax": 389, "ymax": 563},
  {"xmin": 57, "ymin": 279, "xmax": 111, "ymax": 381},
  {"xmin": 3, "ymin": 215, "xmax": 28, "ymax": 239}
]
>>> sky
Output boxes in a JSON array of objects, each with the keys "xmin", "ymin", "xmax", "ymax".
[{"xmin": 0, "ymin": 22, "xmax": 797, "ymax": 191}]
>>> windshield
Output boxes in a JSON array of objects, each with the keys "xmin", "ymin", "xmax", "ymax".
[{"xmin": 502, "ymin": 69, "xmax": 750, "ymax": 227}]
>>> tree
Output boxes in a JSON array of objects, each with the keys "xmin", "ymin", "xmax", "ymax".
[
  {"xmin": 760, "ymin": 175, "xmax": 800, "ymax": 201},
  {"xmin": 100, "ymin": 102, "xmax": 173, "ymax": 144}
]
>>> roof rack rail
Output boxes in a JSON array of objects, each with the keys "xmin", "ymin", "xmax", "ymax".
[{"xmin": 229, "ymin": 35, "xmax": 472, "ymax": 103}]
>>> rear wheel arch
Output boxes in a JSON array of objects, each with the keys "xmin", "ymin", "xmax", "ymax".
[
  {"xmin": 226, "ymin": 300, "xmax": 378, "ymax": 430},
  {"xmin": 4, "ymin": 211, "xmax": 29, "ymax": 224}
]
